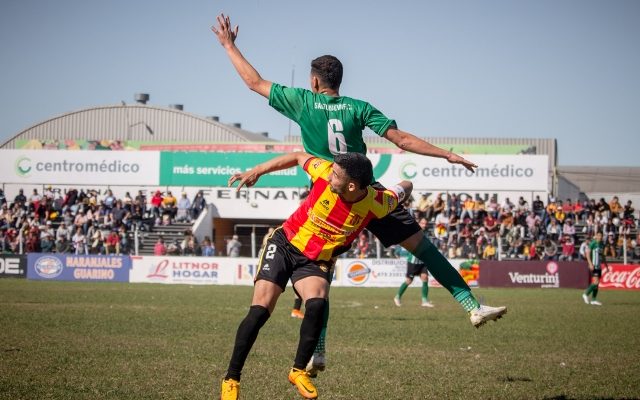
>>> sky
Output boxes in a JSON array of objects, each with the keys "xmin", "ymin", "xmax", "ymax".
[{"xmin": 1, "ymin": 0, "xmax": 639, "ymax": 166}]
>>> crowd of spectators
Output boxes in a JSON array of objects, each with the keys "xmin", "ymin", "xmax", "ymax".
[
  {"xmin": 355, "ymin": 193, "xmax": 640, "ymax": 262},
  {"xmin": 0, "ymin": 187, "xmax": 208, "ymax": 256}
]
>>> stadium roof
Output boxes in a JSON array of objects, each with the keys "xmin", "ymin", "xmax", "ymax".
[{"xmin": 0, "ymin": 103, "xmax": 276, "ymax": 149}]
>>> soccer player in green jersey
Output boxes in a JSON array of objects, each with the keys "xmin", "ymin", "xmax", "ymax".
[
  {"xmin": 394, "ymin": 218, "xmax": 434, "ymax": 308},
  {"xmin": 583, "ymin": 231, "xmax": 610, "ymax": 306},
  {"xmin": 212, "ymin": 11, "xmax": 506, "ymax": 379}
]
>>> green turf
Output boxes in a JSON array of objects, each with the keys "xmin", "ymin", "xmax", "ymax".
[{"xmin": 1, "ymin": 279, "xmax": 638, "ymax": 399}]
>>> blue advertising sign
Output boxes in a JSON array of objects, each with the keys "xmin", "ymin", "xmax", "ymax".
[{"xmin": 27, "ymin": 254, "xmax": 130, "ymax": 282}]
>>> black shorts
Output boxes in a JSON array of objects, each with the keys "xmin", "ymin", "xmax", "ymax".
[
  {"xmin": 365, "ymin": 182, "xmax": 422, "ymax": 247},
  {"xmin": 406, "ymin": 262, "xmax": 428, "ymax": 279},
  {"xmin": 591, "ymin": 268, "xmax": 602, "ymax": 278},
  {"xmin": 255, "ymin": 227, "xmax": 334, "ymax": 292}
]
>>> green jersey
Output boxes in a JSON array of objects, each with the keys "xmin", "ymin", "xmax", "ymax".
[
  {"xmin": 269, "ymin": 83, "xmax": 396, "ymax": 161},
  {"xmin": 588, "ymin": 240, "xmax": 605, "ymax": 270}
]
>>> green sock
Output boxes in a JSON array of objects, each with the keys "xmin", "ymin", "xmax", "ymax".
[
  {"xmin": 592, "ymin": 285, "xmax": 599, "ymax": 300},
  {"xmin": 397, "ymin": 282, "xmax": 409, "ymax": 299},
  {"xmin": 585, "ymin": 283, "xmax": 597, "ymax": 296},
  {"xmin": 421, "ymin": 281, "xmax": 429, "ymax": 302},
  {"xmin": 412, "ymin": 236, "xmax": 479, "ymax": 312},
  {"xmin": 314, "ymin": 299, "xmax": 329, "ymax": 353}
]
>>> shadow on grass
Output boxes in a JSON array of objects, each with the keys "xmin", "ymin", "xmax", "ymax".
[{"xmin": 500, "ymin": 376, "xmax": 533, "ymax": 382}]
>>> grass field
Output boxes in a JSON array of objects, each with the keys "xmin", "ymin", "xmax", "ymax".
[{"xmin": 1, "ymin": 279, "xmax": 639, "ymax": 400}]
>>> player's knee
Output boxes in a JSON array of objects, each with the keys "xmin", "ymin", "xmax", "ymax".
[
  {"xmin": 247, "ymin": 305, "xmax": 271, "ymax": 328},
  {"xmin": 304, "ymin": 298, "xmax": 327, "ymax": 320}
]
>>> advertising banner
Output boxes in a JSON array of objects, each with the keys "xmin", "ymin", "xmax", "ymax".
[
  {"xmin": 599, "ymin": 264, "xmax": 640, "ymax": 290},
  {"xmin": 27, "ymin": 254, "xmax": 130, "ymax": 282},
  {"xmin": 479, "ymin": 260, "xmax": 589, "ymax": 288},
  {"xmin": 159, "ymin": 152, "xmax": 308, "ymax": 187},
  {"xmin": 130, "ymin": 256, "xmax": 241, "ymax": 285},
  {"xmin": 373, "ymin": 154, "xmax": 549, "ymax": 192},
  {"xmin": 333, "ymin": 258, "xmax": 474, "ymax": 288},
  {"xmin": 0, "ymin": 150, "xmax": 159, "ymax": 185},
  {"xmin": 0, "ymin": 254, "xmax": 27, "ymax": 278}
]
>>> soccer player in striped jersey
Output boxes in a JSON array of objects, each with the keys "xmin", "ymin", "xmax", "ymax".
[
  {"xmin": 582, "ymin": 231, "xmax": 610, "ymax": 306},
  {"xmin": 220, "ymin": 151, "xmax": 412, "ymax": 400}
]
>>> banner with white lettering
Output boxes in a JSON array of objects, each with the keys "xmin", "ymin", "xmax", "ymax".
[
  {"xmin": 26, "ymin": 254, "xmax": 130, "ymax": 282},
  {"xmin": 479, "ymin": 260, "xmax": 589, "ymax": 288},
  {"xmin": 0, "ymin": 255, "xmax": 27, "ymax": 278},
  {"xmin": 0, "ymin": 150, "xmax": 159, "ymax": 185},
  {"xmin": 600, "ymin": 264, "xmax": 640, "ymax": 290}
]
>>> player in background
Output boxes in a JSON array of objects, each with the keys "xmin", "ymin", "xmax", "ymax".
[
  {"xmin": 220, "ymin": 151, "xmax": 412, "ymax": 400},
  {"xmin": 394, "ymin": 218, "xmax": 434, "ymax": 308},
  {"xmin": 582, "ymin": 231, "xmax": 610, "ymax": 306}
]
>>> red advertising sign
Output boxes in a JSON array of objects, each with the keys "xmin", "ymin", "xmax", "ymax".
[{"xmin": 600, "ymin": 264, "xmax": 640, "ymax": 290}]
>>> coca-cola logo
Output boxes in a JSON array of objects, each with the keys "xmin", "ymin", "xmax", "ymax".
[
  {"xmin": 546, "ymin": 262, "xmax": 558, "ymax": 275},
  {"xmin": 601, "ymin": 266, "xmax": 640, "ymax": 289}
]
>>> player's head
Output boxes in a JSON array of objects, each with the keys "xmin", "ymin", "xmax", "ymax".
[
  {"xmin": 330, "ymin": 153, "xmax": 373, "ymax": 194},
  {"xmin": 595, "ymin": 231, "xmax": 603, "ymax": 242},
  {"xmin": 310, "ymin": 55, "xmax": 343, "ymax": 91}
]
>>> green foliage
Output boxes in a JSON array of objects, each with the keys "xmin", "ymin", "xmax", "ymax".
[{"xmin": 1, "ymin": 280, "xmax": 639, "ymax": 399}]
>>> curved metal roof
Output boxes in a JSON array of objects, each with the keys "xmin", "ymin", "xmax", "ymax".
[{"xmin": 0, "ymin": 103, "xmax": 276, "ymax": 149}]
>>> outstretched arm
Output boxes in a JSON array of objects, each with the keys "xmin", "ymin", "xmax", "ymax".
[
  {"xmin": 383, "ymin": 127, "xmax": 478, "ymax": 172},
  {"xmin": 211, "ymin": 13, "xmax": 272, "ymax": 98},
  {"xmin": 228, "ymin": 152, "xmax": 313, "ymax": 191}
]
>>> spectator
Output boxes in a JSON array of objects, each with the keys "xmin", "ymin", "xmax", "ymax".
[
  {"xmin": 182, "ymin": 236, "xmax": 201, "ymax": 256},
  {"xmin": 161, "ymin": 191, "xmax": 177, "ymax": 220},
  {"xmin": 460, "ymin": 236, "xmax": 477, "ymax": 259},
  {"xmin": 355, "ymin": 231, "xmax": 370, "ymax": 258},
  {"xmin": 39, "ymin": 233, "xmax": 54, "ymax": 253},
  {"xmin": 609, "ymin": 196, "xmax": 623, "ymax": 218},
  {"xmin": 486, "ymin": 196, "xmax": 499, "ymax": 219},
  {"xmin": 176, "ymin": 192, "xmax": 192, "ymax": 222},
  {"xmin": 103, "ymin": 189, "xmax": 116, "ymax": 210},
  {"xmin": 154, "ymin": 237, "xmax": 167, "ymax": 256},
  {"xmin": 55, "ymin": 235, "xmax": 73, "ymax": 253},
  {"xmin": 532, "ymin": 195, "xmax": 545, "ymax": 219},
  {"xmin": 623, "ymin": 200, "xmax": 635, "ymax": 221},
  {"xmin": 123, "ymin": 191, "xmax": 133, "ymax": 212},
  {"xmin": 546, "ymin": 218, "xmax": 561, "ymax": 241},
  {"xmin": 415, "ymin": 193, "xmax": 430, "ymax": 220},
  {"xmin": 483, "ymin": 213, "xmax": 499, "ymax": 238},
  {"xmin": 104, "ymin": 229, "xmax": 121, "ymax": 255},
  {"xmin": 14, "ymin": 189, "xmax": 27, "ymax": 209},
  {"xmin": 562, "ymin": 199, "xmax": 575, "ymax": 221},
  {"xmin": 191, "ymin": 190, "xmax": 207, "ymax": 220},
  {"xmin": 559, "ymin": 237, "xmax": 575, "ymax": 261},
  {"xmin": 90, "ymin": 229, "xmax": 104, "ymax": 254},
  {"xmin": 603, "ymin": 234, "xmax": 617, "ymax": 258},
  {"xmin": 562, "ymin": 219, "xmax": 576, "ymax": 242},
  {"xmin": 0, "ymin": 189, "xmax": 6, "ymax": 208},
  {"xmin": 109, "ymin": 200, "xmax": 126, "ymax": 227},
  {"xmin": 150, "ymin": 190, "xmax": 163, "ymax": 219},
  {"xmin": 482, "ymin": 240, "xmax": 497, "ymax": 260},
  {"xmin": 542, "ymin": 238, "xmax": 558, "ymax": 261},
  {"xmin": 460, "ymin": 195, "xmax": 476, "ymax": 223},
  {"xmin": 578, "ymin": 234, "xmax": 592, "ymax": 261},
  {"xmin": 201, "ymin": 236, "xmax": 216, "ymax": 256},
  {"xmin": 226, "ymin": 234, "xmax": 242, "ymax": 257},
  {"xmin": 72, "ymin": 227, "xmax": 88, "ymax": 255}
]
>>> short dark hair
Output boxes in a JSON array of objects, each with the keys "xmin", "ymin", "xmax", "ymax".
[
  {"xmin": 311, "ymin": 55, "xmax": 343, "ymax": 90},
  {"xmin": 334, "ymin": 153, "xmax": 373, "ymax": 189}
]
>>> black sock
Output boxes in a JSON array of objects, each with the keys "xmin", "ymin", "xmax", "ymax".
[
  {"xmin": 225, "ymin": 305, "xmax": 270, "ymax": 381},
  {"xmin": 293, "ymin": 297, "xmax": 303, "ymax": 310},
  {"xmin": 293, "ymin": 298, "xmax": 327, "ymax": 370}
]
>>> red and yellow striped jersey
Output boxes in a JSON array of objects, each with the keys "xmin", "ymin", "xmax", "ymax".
[{"xmin": 282, "ymin": 158, "xmax": 399, "ymax": 261}]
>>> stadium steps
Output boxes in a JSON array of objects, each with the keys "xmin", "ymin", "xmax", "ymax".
[{"xmin": 136, "ymin": 222, "xmax": 193, "ymax": 255}]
